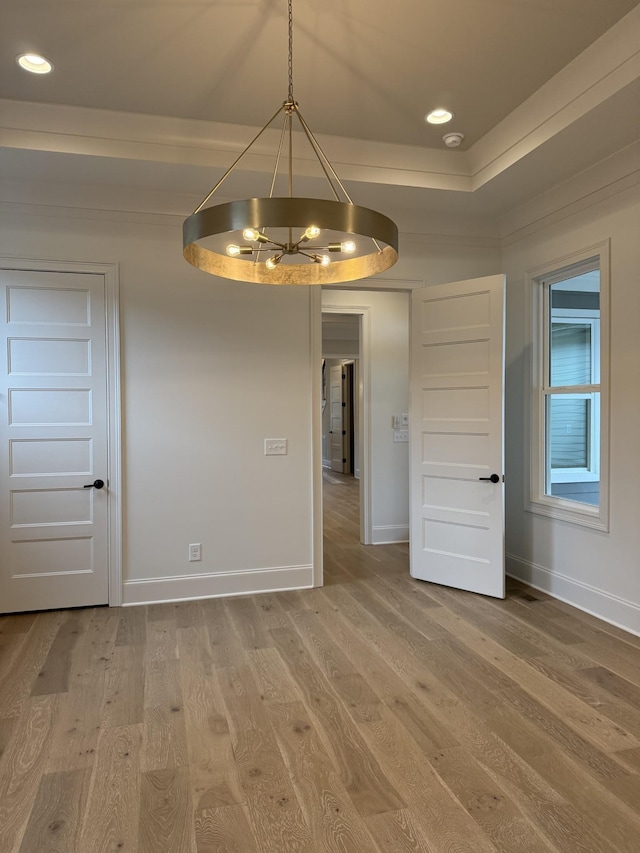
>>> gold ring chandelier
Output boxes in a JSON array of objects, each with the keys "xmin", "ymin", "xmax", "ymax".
[{"xmin": 183, "ymin": 0, "xmax": 398, "ymax": 285}]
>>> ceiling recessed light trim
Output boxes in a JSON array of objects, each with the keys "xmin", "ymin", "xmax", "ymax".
[
  {"xmin": 17, "ymin": 53, "xmax": 53, "ymax": 74},
  {"xmin": 426, "ymin": 109, "xmax": 453, "ymax": 125}
]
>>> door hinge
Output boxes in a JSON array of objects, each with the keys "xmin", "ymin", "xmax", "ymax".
[
  {"xmin": 342, "ymin": 458, "xmax": 347, "ymax": 464},
  {"xmin": 342, "ymin": 402, "xmax": 346, "ymax": 407}
]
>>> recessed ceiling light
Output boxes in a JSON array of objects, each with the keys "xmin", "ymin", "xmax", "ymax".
[
  {"xmin": 425, "ymin": 109, "xmax": 453, "ymax": 125},
  {"xmin": 17, "ymin": 53, "xmax": 53, "ymax": 74}
]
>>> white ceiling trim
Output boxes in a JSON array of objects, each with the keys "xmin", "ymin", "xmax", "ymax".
[
  {"xmin": 1, "ymin": 7, "xmax": 637, "ymax": 198},
  {"xmin": 468, "ymin": 3, "xmax": 640, "ymax": 189}
]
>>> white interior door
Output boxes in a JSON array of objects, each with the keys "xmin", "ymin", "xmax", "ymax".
[
  {"xmin": 1, "ymin": 269, "xmax": 110, "ymax": 613},
  {"xmin": 329, "ymin": 364, "xmax": 344, "ymax": 473},
  {"xmin": 410, "ymin": 275, "xmax": 505, "ymax": 598}
]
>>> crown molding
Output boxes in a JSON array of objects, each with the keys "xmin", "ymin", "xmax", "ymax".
[
  {"xmin": 499, "ymin": 141, "xmax": 640, "ymax": 244},
  {"xmin": 1, "ymin": 4, "xmax": 637, "ymax": 199},
  {"xmin": 467, "ymin": 4, "xmax": 640, "ymax": 188}
]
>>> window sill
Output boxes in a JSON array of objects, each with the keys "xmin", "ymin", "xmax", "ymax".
[{"xmin": 526, "ymin": 496, "xmax": 609, "ymax": 532}]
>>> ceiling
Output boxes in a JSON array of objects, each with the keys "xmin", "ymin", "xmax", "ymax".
[{"xmin": 1, "ymin": 0, "xmax": 639, "ymax": 232}]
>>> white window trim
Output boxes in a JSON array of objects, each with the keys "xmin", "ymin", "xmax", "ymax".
[{"xmin": 525, "ymin": 241, "xmax": 610, "ymax": 531}]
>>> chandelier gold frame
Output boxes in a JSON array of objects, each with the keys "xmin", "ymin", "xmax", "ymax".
[{"xmin": 182, "ymin": 1, "xmax": 398, "ymax": 285}]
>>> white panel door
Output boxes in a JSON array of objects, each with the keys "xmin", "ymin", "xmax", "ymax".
[
  {"xmin": 329, "ymin": 364, "xmax": 344, "ymax": 473},
  {"xmin": 0, "ymin": 270, "xmax": 109, "ymax": 613},
  {"xmin": 410, "ymin": 275, "xmax": 505, "ymax": 598}
]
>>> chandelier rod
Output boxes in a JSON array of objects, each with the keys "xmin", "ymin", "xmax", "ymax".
[{"xmin": 192, "ymin": 102, "xmax": 285, "ymax": 215}]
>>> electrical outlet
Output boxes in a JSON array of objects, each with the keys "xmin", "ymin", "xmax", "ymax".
[
  {"xmin": 188, "ymin": 543, "xmax": 201, "ymax": 562},
  {"xmin": 265, "ymin": 438, "xmax": 288, "ymax": 455}
]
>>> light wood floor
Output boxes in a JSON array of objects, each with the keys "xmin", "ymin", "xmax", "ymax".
[{"xmin": 2, "ymin": 474, "xmax": 640, "ymax": 852}]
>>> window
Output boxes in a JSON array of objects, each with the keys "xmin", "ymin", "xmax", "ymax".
[{"xmin": 528, "ymin": 243, "xmax": 609, "ymax": 530}]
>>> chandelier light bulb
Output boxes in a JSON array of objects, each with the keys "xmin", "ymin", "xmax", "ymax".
[
  {"xmin": 342, "ymin": 240, "xmax": 356, "ymax": 253},
  {"xmin": 243, "ymin": 227, "xmax": 260, "ymax": 241},
  {"xmin": 303, "ymin": 225, "xmax": 321, "ymax": 241},
  {"xmin": 265, "ymin": 256, "xmax": 281, "ymax": 270},
  {"xmin": 227, "ymin": 244, "xmax": 253, "ymax": 256}
]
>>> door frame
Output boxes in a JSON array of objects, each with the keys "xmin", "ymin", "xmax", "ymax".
[{"xmin": 0, "ymin": 256, "xmax": 123, "ymax": 606}]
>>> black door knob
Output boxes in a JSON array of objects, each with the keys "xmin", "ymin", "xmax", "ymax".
[
  {"xmin": 478, "ymin": 474, "xmax": 500, "ymax": 484},
  {"xmin": 84, "ymin": 479, "xmax": 105, "ymax": 489}
]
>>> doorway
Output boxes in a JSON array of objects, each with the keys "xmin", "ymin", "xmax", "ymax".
[{"xmin": 322, "ymin": 311, "xmax": 363, "ymax": 541}]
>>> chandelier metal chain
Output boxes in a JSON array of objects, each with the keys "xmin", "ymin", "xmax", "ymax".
[{"xmin": 287, "ymin": 0, "xmax": 294, "ymax": 104}]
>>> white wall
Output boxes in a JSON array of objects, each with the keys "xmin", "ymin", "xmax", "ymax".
[
  {"xmin": 0, "ymin": 211, "xmax": 315, "ymax": 603},
  {"xmin": 503, "ymin": 182, "xmax": 640, "ymax": 634}
]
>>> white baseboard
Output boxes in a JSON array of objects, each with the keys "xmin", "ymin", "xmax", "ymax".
[
  {"xmin": 123, "ymin": 564, "xmax": 313, "ymax": 606},
  {"xmin": 372, "ymin": 524, "xmax": 409, "ymax": 545},
  {"xmin": 322, "ymin": 458, "xmax": 331, "ymax": 469},
  {"xmin": 506, "ymin": 553, "xmax": 640, "ymax": 638}
]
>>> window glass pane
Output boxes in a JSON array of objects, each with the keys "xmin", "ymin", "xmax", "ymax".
[
  {"xmin": 550, "ymin": 323, "xmax": 591, "ymax": 385},
  {"xmin": 549, "ymin": 270, "xmax": 600, "ymax": 387},
  {"xmin": 548, "ymin": 395, "xmax": 590, "ymax": 468},
  {"xmin": 545, "ymin": 393, "xmax": 600, "ymax": 507}
]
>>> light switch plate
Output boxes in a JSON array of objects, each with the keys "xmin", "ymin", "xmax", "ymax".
[
  {"xmin": 393, "ymin": 430, "xmax": 409, "ymax": 443},
  {"xmin": 265, "ymin": 438, "xmax": 288, "ymax": 455}
]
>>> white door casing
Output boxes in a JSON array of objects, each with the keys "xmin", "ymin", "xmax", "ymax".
[
  {"xmin": 0, "ymin": 262, "xmax": 121, "ymax": 613},
  {"xmin": 410, "ymin": 275, "xmax": 505, "ymax": 598}
]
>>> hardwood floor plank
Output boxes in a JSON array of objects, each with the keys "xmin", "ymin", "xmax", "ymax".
[
  {"xmin": 287, "ymin": 607, "xmax": 361, "ymax": 678},
  {"xmin": 425, "ymin": 598, "xmax": 639, "ymax": 754},
  {"xmin": 0, "ymin": 611, "xmax": 65, "ymax": 717},
  {"xmin": 356, "ymin": 705, "xmax": 499, "ymax": 853},
  {"xmin": 217, "ymin": 660, "xmax": 271, "ymax": 734},
  {"xmin": 0, "ymin": 613, "xmax": 37, "ymax": 635},
  {"xmin": 102, "ymin": 644, "xmax": 144, "ymax": 727},
  {"xmin": 141, "ymin": 658, "xmax": 189, "ymax": 771},
  {"xmin": 144, "ymin": 617, "xmax": 178, "ymax": 663},
  {"xmin": 0, "ymin": 694, "xmax": 60, "ymax": 853},
  {"xmin": 529, "ymin": 749, "xmax": 640, "ymax": 851},
  {"xmin": 138, "ymin": 767, "xmax": 196, "ymax": 853},
  {"xmin": 0, "ymin": 716, "xmax": 17, "ymax": 762},
  {"xmin": 202, "ymin": 598, "xmax": 241, "ymax": 666},
  {"xmin": 115, "ymin": 607, "xmax": 147, "ymax": 648},
  {"xmin": 0, "ymin": 634, "xmax": 26, "ymax": 682},
  {"xmin": 364, "ymin": 809, "xmax": 437, "ymax": 853},
  {"xmin": 224, "ymin": 597, "xmax": 273, "ymax": 650},
  {"xmin": 232, "ymin": 725, "xmax": 314, "ymax": 852},
  {"xmin": 194, "ymin": 804, "xmax": 257, "ymax": 853},
  {"xmin": 267, "ymin": 700, "xmax": 381, "ymax": 852},
  {"xmin": 428, "ymin": 746, "xmax": 556, "ymax": 852},
  {"xmin": 246, "ymin": 647, "xmax": 302, "ymax": 704},
  {"xmin": 270, "ymin": 626, "xmax": 405, "ymax": 817},
  {"xmin": 178, "ymin": 626, "xmax": 244, "ymax": 810},
  {"xmin": 78, "ymin": 724, "xmax": 142, "ymax": 853},
  {"xmin": 18, "ymin": 768, "xmax": 90, "ymax": 853},
  {"xmin": 45, "ymin": 681, "xmax": 106, "ymax": 773}
]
